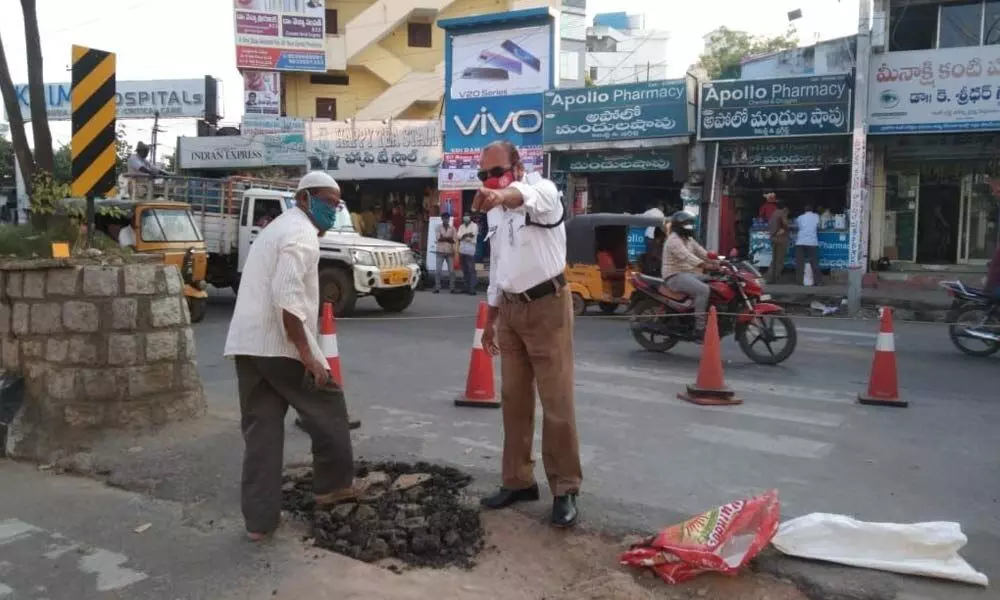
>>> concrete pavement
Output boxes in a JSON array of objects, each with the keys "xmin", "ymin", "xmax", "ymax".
[{"xmin": 2, "ymin": 288, "xmax": 997, "ymax": 599}]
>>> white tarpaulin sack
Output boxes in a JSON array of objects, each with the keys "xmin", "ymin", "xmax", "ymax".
[{"xmin": 772, "ymin": 513, "xmax": 988, "ymax": 587}]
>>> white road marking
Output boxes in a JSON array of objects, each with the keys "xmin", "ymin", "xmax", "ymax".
[
  {"xmin": 576, "ymin": 362, "xmax": 855, "ymax": 405},
  {"xmin": 0, "ymin": 519, "xmax": 40, "ymax": 546},
  {"xmin": 78, "ymin": 549, "xmax": 148, "ymax": 592},
  {"xmin": 576, "ymin": 380, "xmax": 846, "ymax": 427},
  {"xmin": 0, "ymin": 583, "xmax": 12, "ymax": 597},
  {"xmin": 43, "ymin": 541, "xmax": 81, "ymax": 559},
  {"xmin": 686, "ymin": 424, "xmax": 833, "ymax": 459},
  {"xmin": 451, "ymin": 437, "xmax": 502, "ymax": 453}
]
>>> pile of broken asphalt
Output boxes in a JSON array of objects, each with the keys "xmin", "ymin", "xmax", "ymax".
[{"xmin": 282, "ymin": 461, "xmax": 485, "ymax": 570}]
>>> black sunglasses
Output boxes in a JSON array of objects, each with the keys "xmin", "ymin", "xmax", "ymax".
[{"xmin": 476, "ymin": 166, "xmax": 511, "ymax": 182}]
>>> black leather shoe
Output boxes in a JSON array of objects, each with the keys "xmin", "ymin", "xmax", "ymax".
[
  {"xmin": 480, "ymin": 484, "xmax": 540, "ymax": 509},
  {"xmin": 551, "ymin": 493, "xmax": 579, "ymax": 528}
]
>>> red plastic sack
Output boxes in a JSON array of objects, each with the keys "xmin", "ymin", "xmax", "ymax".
[{"xmin": 620, "ymin": 490, "xmax": 780, "ymax": 584}]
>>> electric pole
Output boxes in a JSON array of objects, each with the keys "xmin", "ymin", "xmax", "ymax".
[{"xmin": 847, "ymin": 0, "xmax": 873, "ymax": 315}]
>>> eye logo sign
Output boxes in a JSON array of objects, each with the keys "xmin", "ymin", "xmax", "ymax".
[{"xmin": 879, "ymin": 90, "xmax": 899, "ymax": 109}]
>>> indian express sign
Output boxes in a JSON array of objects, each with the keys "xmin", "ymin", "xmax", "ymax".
[
  {"xmin": 698, "ymin": 74, "xmax": 852, "ymax": 141},
  {"xmin": 5, "ymin": 79, "xmax": 208, "ymax": 121}
]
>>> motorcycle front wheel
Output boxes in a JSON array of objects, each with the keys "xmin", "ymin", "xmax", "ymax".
[
  {"xmin": 948, "ymin": 307, "xmax": 1000, "ymax": 357},
  {"xmin": 735, "ymin": 313, "xmax": 797, "ymax": 365},
  {"xmin": 629, "ymin": 298, "xmax": 679, "ymax": 353}
]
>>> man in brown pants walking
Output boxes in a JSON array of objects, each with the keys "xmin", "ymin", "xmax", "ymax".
[
  {"xmin": 224, "ymin": 171, "xmax": 358, "ymax": 540},
  {"xmin": 475, "ymin": 140, "xmax": 582, "ymax": 528}
]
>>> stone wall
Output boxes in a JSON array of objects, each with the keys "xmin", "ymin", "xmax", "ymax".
[{"xmin": 0, "ymin": 257, "xmax": 206, "ymax": 460}]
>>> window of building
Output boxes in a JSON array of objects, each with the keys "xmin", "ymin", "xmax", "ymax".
[
  {"xmin": 888, "ymin": 3, "xmax": 938, "ymax": 51},
  {"xmin": 589, "ymin": 66, "xmax": 599, "ymax": 82},
  {"xmin": 407, "ymin": 22, "xmax": 432, "ymax": 48},
  {"xmin": 939, "ymin": 1, "xmax": 983, "ymax": 47},
  {"xmin": 316, "ymin": 97, "xmax": 336, "ymax": 120},
  {"xmin": 560, "ymin": 51, "xmax": 580, "ymax": 80},
  {"xmin": 310, "ymin": 74, "xmax": 350, "ymax": 86},
  {"xmin": 985, "ymin": 0, "xmax": 1000, "ymax": 43},
  {"xmin": 325, "ymin": 9, "xmax": 338, "ymax": 35}
]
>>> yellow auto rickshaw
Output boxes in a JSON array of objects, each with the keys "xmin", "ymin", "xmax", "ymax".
[
  {"xmin": 92, "ymin": 199, "xmax": 210, "ymax": 323},
  {"xmin": 565, "ymin": 213, "xmax": 667, "ymax": 316}
]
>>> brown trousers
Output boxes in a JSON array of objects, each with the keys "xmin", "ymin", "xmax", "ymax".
[
  {"xmin": 769, "ymin": 236, "xmax": 789, "ymax": 284},
  {"xmin": 235, "ymin": 355, "xmax": 355, "ymax": 534},
  {"xmin": 497, "ymin": 287, "xmax": 582, "ymax": 496}
]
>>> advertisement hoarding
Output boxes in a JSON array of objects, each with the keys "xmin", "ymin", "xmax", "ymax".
[
  {"xmin": 438, "ymin": 147, "xmax": 544, "ymax": 190},
  {"xmin": 444, "ymin": 94, "xmax": 543, "ymax": 152},
  {"xmin": 4, "ymin": 80, "xmax": 207, "ymax": 121},
  {"xmin": 305, "ymin": 120, "xmax": 442, "ymax": 180},
  {"xmin": 177, "ymin": 133, "xmax": 304, "ymax": 169},
  {"xmin": 243, "ymin": 70, "xmax": 281, "ymax": 115},
  {"xmin": 234, "ymin": 0, "xmax": 326, "ymax": 73},
  {"xmin": 449, "ymin": 24, "xmax": 552, "ymax": 100},
  {"xmin": 559, "ymin": 149, "xmax": 673, "ymax": 172},
  {"xmin": 242, "ymin": 115, "xmax": 305, "ymax": 136},
  {"xmin": 543, "ymin": 80, "xmax": 690, "ymax": 145},
  {"xmin": 698, "ymin": 74, "xmax": 852, "ymax": 141},
  {"xmin": 868, "ymin": 46, "xmax": 1000, "ymax": 134}
]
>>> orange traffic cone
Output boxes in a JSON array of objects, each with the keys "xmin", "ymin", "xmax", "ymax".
[
  {"xmin": 858, "ymin": 307, "xmax": 907, "ymax": 408},
  {"xmin": 455, "ymin": 301, "xmax": 500, "ymax": 408},
  {"xmin": 320, "ymin": 302, "xmax": 343, "ymax": 387},
  {"xmin": 678, "ymin": 306, "xmax": 742, "ymax": 406}
]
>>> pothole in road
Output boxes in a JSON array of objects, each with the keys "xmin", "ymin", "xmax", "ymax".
[{"xmin": 281, "ymin": 461, "xmax": 485, "ymax": 570}]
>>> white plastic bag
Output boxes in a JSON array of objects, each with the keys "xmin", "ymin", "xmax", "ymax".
[
  {"xmin": 772, "ymin": 513, "xmax": 988, "ymax": 587},
  {"xmin": 803, "ymin": 263, "xmax": 814, "ymax": 287}
]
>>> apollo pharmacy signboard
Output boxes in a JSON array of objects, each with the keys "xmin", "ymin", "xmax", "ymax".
[
  {"xmin": 698, "ymin": 74, "xmax": 852, "ymax": 141},
  {"xmin": 4, "ymin": 79, "xmax": 208, "ymax": 121},
  {"xmin": 543, "ymin": 79, "xmax": 690, "ymax": 145},
  {"xmin": 444, "ymin": 94, "xmax": 543, "ymax": 152}
]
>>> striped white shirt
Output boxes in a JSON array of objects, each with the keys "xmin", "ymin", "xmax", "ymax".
[{"xmin": 224, "ymin": 207, "xmax": 320, "ymax": 360}]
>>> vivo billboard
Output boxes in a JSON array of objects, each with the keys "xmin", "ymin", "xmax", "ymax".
[{"xmin": 444, "ymin": 94, "xmax": 543, "ymax": 152}]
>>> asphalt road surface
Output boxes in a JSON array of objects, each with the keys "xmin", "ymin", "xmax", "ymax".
[
  {"xmin": 194, "ymin": 289, "xmax": 999, "ymax": 597},
  {"xmin": 1, "ymin": 288, "xmax": 996, "ymax": 599}
]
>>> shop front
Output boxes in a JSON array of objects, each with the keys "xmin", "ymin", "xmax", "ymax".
[
  {"xmin": 541, "ymin": 78, "xmax": 695, "ymax": 217},
  {"xmin": 305, "ymin": 119, "xmax": 441, "ymax": 250},
  {"xmin": 868, "ymin": 47, "xmax": 1000, "ymax": 267},
  {"xmin": 698, "ymin": 74, "xmax": 853, "ymax": 274}
]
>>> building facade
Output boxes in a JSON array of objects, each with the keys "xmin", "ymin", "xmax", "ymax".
[
  {"xmin": 585, "ymin": 13, "xmax": 670, "ymax": 86},
  {"xmin": 281, "ymin": 0, "xmax": 586, "ymax": 122},
  {"xmin": 865, "ymin": 0, "xmax": 1000, "ymax": 269}
]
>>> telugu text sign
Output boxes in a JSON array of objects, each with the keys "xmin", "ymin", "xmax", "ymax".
[
  {"xmin": 71, "ymin": 46, "xmax": 117, "ymax": 199},
  {"xmin": 306, "ymin": 120, "xmax": 443, "ymax": 180},
  {"xmin": 559, "ymin": 149, "xmax": 673, "ymax": 172},
  {"xmin": 543, "ymin": 80, "xmax": 690, "ymax": 145},
  {"xmin": 698, "ymin": 74, "xmax": 852, "ymax": 141},
  {"xmin": 4, "ymin": 80, "xmax": 206, "ymax": 121},
  {"xmin": 234, "ymin": 0, "xmax": 326, "ymax": 73},
  {"xmin": 868, "ymin": 46, "xmax": 1000, "ymax": 134}
]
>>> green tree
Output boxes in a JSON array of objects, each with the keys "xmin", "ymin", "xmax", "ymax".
[
  {"xmin": 53, "ymin": 144, "xmax": 71, "ymax": 185},
  {"xmin": 697, "ymin": 26, "xmax": 799, "ymax": 79},
  {"xmin": 115, "ymin": 124, "xmax": 132, "ymax": 176},
  {"xmin": 0, "ymin": 137, "xmax": 14, "ymax": 184}
]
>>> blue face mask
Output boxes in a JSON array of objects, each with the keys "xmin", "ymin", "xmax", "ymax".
[{"xmin": 309, "ymin": 194, "xmax": 337, "ymax": 231}]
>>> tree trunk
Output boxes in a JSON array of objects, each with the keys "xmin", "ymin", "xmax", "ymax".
[
  {"xmin": 21, "ymin": 0, "xmax": 54, "ymax": 174},
  {"xmin": 0, "ymin": 33, "xmax": 34, "ymax": 193}
]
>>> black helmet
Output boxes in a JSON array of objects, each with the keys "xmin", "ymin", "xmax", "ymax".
[{"xmin": 670, "ymin": 211, "xmax": 696, "ymax": 236}]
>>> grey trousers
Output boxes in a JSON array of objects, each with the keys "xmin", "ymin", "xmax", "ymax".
[
  {"xmin": 666, "ymin": 272, "xmax": 711, "ymax": 329},
  {"xmin": 435, "ymin": 253, "xmax": 454, "ymax": 291},
  {"xmin": 235, "ymin": 355, "xmax": 355, "ymax": 534}
]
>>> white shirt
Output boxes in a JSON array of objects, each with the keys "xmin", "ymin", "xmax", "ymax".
[
  {"xmin": 643, "ymin": 207, "xmax": 665, "ymax": 239},
  {"xmin": 224, "ymin": 207, "xmax": 321, "ymax": 360},
  {"xmin": 486, "ymin": 175, "xmax": 565, "ymax": 307},
  {"xmin": 118, "ymin": 226, "xmax": 136, "ymax": 247},
  {"xmin": 795, "ymin": 211, "xmax": 820, "ymax": 247},
  {"xmin": 127, "ymin": 154, "xmax": 153, "ymax": 175},
  {"xmin": 457, "ymin": 222, "xmax": 479, "ymax": 255}
]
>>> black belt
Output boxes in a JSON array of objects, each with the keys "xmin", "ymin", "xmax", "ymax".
[{"xmin": 504, "ymin": 273, "xmax": 566, "ymax": 303}]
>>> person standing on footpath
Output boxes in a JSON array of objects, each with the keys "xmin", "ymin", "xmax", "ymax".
[
  {"xmin": 224, "ymin": 171, "xmax": 359, "ymax": 541},
  {"xmin": 434, "ymin": 212, "xmax": 458, "ymax": 294},
  {"xmin": 457, "ymin": 214, "xmax": 480, "ymax": 295},
  {"xmin": 767, "ymin": 196, "xmax": 789, "ymax": 284},
  {"xmin": 475, "ymin": 140, "xmax": 582, "ymax": 528},
  {"xmin": 795, "ymin": 204, "xmax": 822, "ymax": 286}
]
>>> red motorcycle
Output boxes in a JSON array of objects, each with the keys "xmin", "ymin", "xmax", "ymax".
[{"xmin": 628, "ymin": 256, "xmax": 797, "ymax": 365}]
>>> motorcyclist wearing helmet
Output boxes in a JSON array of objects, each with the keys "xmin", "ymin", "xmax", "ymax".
[{"xmin": 662, "ymin": 211, "xmax": 720, "ymax": 336}]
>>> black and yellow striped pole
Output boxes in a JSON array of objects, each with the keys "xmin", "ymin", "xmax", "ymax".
[{"xmin": 70, "ymin": 45, "xmax": 117, "ymax": 245}]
